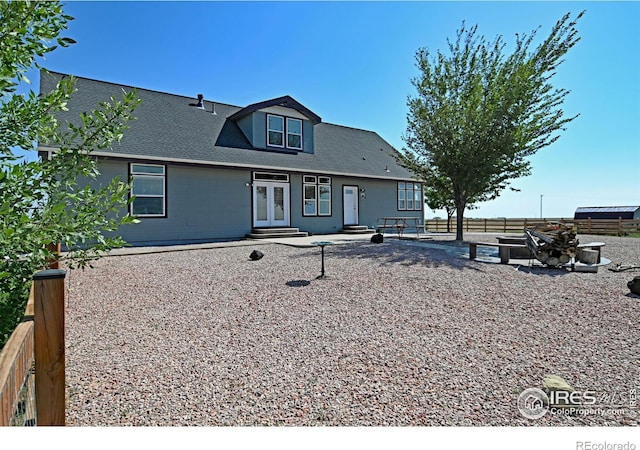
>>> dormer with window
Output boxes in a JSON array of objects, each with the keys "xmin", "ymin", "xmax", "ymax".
[{"xmin": 229, "ymin": 96, "xmax": 321, "ymax": 154}]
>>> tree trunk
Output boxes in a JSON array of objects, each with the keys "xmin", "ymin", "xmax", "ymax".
[
  {"xmin": 453, "ymin": 185, "xmax": 465, "ymax": 241},
  {"xmin": 446, "ymin": 208, "xmax": 454, "ymax": 233},
  {"xmin": 455, "ymin": 203, "xmax": 465, "ymax": 241}
]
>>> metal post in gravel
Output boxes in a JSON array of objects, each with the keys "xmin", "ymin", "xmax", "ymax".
[{"xmin": 311, "ymin": 241, "xmax": 334, "ymax": 279}]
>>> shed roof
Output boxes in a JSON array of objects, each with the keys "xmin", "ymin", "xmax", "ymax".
[
  {"xmin": 575, "ymin": 206, "xmax": 640, "ymax": 214},
  {"xmin": 39, "ymin": 72, "xmax": 414, "ymax": 181}
]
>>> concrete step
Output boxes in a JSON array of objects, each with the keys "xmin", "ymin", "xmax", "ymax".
[
  {"xmin": 341, "ymin": 225, "xmax": 376, "ymax": 234},
  {"xmin": 250, "ymin": 227, "xmax": 301, "ymax": 234},
  {"xmin": 247, "ymin": 227, "xmax": 309, "ymax": 239},
  {"xmin": 246, "ymin": 232, "xmax": 309, "ymax": 239}
]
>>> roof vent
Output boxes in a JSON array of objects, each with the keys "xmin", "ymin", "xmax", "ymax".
[{"xmin": 189, "ymin": 94, "xmax": 206, "ymax": 110}]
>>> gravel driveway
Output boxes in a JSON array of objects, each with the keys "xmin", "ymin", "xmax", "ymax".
[{"xmin": 64, "ymin": 234, "xmax": 640, "ymax": 426}]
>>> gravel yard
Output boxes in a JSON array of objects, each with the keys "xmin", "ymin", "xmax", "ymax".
[{"xmin": 64, "ymin": 233, "xmax": 640, "ymax": 426}]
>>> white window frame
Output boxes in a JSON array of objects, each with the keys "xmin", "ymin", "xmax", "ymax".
[
  {"xmin": 318, "ymin": 176, "xmax": 331, "ymax": 216},
  {"xmin": 398, "ymin": 182, "xmax": 422, "ymax": 211},
  {"xmin": 254, "ymin": 172, "xmax": 289, "ymax": 182},
  {"xmin": 267, "ymin": 114, "xmax": 303, "ymax": 150},
  {"xmin": 286, "ymin": 117, "xmax": 303, "ymax": 150},
  {"xmin": 303, "ymin": 183, "xmax": 317, "ymax": 216},
  {"xmin": 303, "ymin": 175, "xmax": 331, "ymax": 216},
  {"xmin": 130, "ymin": 163, "xmax": 166, "ymax": 217},
  {"xmin": 267, "ymin": 114, "xmax": 285, "ymax": 148}
]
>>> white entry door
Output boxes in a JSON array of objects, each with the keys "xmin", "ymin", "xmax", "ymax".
[
  {"xmin": 343, "ymin": 185, "xmax": 359, "ymax": 226},
  {"xmin": 253, "ymin": 182, "xmax": 290, "ymax": 227}
]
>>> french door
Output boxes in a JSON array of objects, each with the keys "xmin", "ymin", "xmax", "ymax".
[{"xmin": 253, "ymin": 182, "xmax": 290, "ymax": 227}]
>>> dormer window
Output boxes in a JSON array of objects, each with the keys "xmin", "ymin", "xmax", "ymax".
[
  {"xmin": 267, "ymin": 114, "xmax": 284, "ymax": 147},
  {"xmin": 267, "ymin": 114, "xmax": 303, "ymax": 150},
  {"xmin": 286, "ymin": 118, "xmax": 302, "ymax": 150}
]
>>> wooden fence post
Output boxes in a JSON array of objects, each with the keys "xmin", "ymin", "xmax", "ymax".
[
  {"xmin": 45, "ymin": 243, "xmax": 61, "ymax": 270},
  {"xmin": 618, "ymin": 217, "xmax": 622, "ymax": 236},
  {"xmin": 33, "ymin": 269, "xmax": 66, "ymax": 426}
]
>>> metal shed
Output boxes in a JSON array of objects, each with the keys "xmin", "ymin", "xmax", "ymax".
[{"xmin": 574, "ymin": 206, "xmax": 640, "ymax": 220}]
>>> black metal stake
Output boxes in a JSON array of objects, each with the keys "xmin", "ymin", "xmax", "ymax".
[
  {"xmin": 319, "ymin": 245, "xmax": 326, "ymax": 279},
  {"xmin": 311, "ymin": 241, "xmax": 333, "ymax": 279}
]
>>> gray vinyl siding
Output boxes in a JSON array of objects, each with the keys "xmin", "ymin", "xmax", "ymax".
[
  {"xmin": 96, "ymin": 159, "xmax": 420, "ymax": 245},
  {"xmin": 252, "ymin": 112, "xmax": 267, "ymax": 149},
  {"xmin": 302, "ymin": 121, "xmax": 314, "ymax": 154},
  {"xmin": 236, "ymin": 115, "xmax": 254, "ymax": 144},
  {"xmin": 354, "ymin": 178, "xmax": 422, "ymax": 230},
  {"xmin": 98, "ymin": 159, "xmax": 252, "ymax": 245},
  {"xmin": 290, "ymin": 175, "xmax": 422, "ymax": 234}
]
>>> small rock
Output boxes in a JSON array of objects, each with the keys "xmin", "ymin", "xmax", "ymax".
[
  {"xmin": 371, "ymin": 234, "xmax": 384, "ymax": 244},
  {"xmin": 542, "ymin": 374, "xmax": 574, "ymax": 393},
  {"xmin": 543, "ymin": 374, "xmax": 578, "ymax": 408},
  {"xmin": 249, "ymin": 250, "xmax": 264, "ymax": 261},
  {"xmin": 628, "ymin": 276, "xmax": 640, "ymax": 296}
]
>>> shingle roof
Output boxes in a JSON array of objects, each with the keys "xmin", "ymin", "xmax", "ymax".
[{"xmin": 39, "ymin": 71, "xmax": 415, "ymax": 181}]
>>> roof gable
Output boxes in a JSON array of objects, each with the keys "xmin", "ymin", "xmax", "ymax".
[{"xmin": 228, "ymin": 95, "xmax": 321, "ymax": 124}]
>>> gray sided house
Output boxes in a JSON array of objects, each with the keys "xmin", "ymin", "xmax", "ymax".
[{"xmin": 39, "ymin": 72, "xmax": 423, "ymax": 245}]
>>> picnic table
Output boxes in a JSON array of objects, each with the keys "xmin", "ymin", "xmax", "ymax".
[{"xmin": 378, "ymin": 217, "xmax": 422, "ymax": 239}]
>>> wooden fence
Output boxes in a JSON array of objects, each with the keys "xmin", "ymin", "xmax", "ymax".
[
  {"xmin": 0, "ymin": 285, "xmax": 35, "ymax": 426},
  {"xmin": 424, "ymin": 217, "xmax": 640, "ymax": 236},
  {"xmin": 0, "ymin": 249, "xmax": 66, "ymax": 426}
]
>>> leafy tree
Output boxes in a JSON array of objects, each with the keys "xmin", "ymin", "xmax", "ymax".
[
  {"xmin": 0, "ymin": 1, "xmax": 140, "ymax": 347},
  {"xmin": 425, "ymin": 176, "xmax": 457, "ymax": 233},
  {"xmin": 402, "ymin": 160, "xmax": 475, "ymax": 233},
  {"xmin": 399, "ymin": 11, "xmax": 584, "ymax": 240}
]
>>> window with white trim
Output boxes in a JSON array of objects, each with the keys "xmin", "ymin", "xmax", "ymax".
[
  {"xmin": 286, "ymin": 118, "xmax": 302, "ymax": 150},
  {"xmin": 303, "ymin": 175, "xmax": 331, "ymax": 216},
  {"xmin": 267, "ymin": 114, "xmax": 284, "ymax": 147},
  {"xmin": 398, "ymin": 182, "xmax": 422, "ymax": 211},
  {"xmin": 130, "ymin": 163, "xmax": 166, "ymax": 217},
  {"xmin": 254, "ymin": 172, "xmax": 289, "ymax": 182},
  {"xmin": 318, "ymin": 177, "xmax": 331, "ymax": 216},
  {"xmin": 267, "ymin": 114, "xmax": 303, "ymax": 150}
]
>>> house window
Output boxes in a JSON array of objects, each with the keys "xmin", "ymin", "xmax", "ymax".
[
  {"xmin": 303, "ymin": 175, "xmax": 331, "ymax": 216},
  {"xmin": 286, "ymin": 118, "xmax": 302, "ymax": 150},
  {"xmin": 318, "ymin": 177, "xmax": 331, "ymax": 216},
  {"xmin": 254, "ymin": 172, "xmax": 289, "ymax": 182},
  {"xmin": 130, "ymin": 163, "xmax": 166, "ymax": 217},
  {"xmin": 398, "ymin": 182, "xmax": 422, "ymax": 211},
  {"xmin": 267, "ymin": 114, "xmax": 303, "ymax": 150},
  {"xmin": 267, "ymin": 115, "xmax": 284, "ymax": 147}
]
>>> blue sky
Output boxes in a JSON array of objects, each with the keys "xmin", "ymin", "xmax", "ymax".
[{"xmin": 27, "ymin": 0, "xmax": 640, "ymax": 218}]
